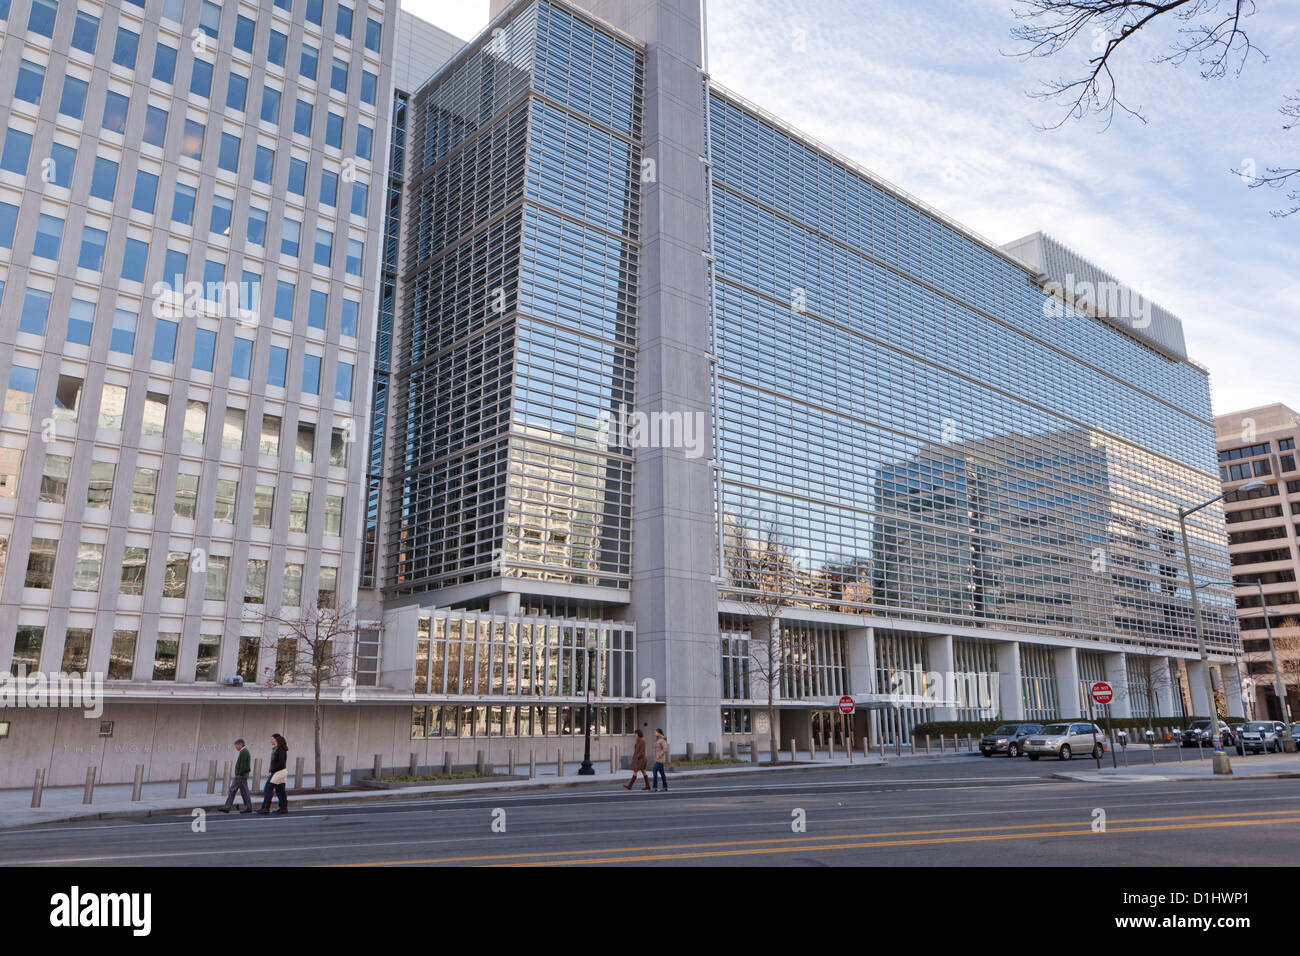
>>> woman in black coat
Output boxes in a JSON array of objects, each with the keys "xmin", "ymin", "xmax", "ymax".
[{"xmin": 258, "ymin": 733, "xmax": 289, "ymax": 814}]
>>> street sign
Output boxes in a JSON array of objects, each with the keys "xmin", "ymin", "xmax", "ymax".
[
  {"xmin": 1091, "ymin": 681, "xmax": 1113, "ymax": 706},
  {"xmin": 838, "ymin": 696, "xmax": 855, "ymax": 715},
  {"xmin": 586, "ymin": 690, "xmax": 594, "ymax": 705}
]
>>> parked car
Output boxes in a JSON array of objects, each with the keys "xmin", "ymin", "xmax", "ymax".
[
  {"xmin": 979, "ymin": 723, "xmax": 1044, "ymax": 758},
  {"xmin": 1181, "ymin": 720, "xmax": 1231, "ymax": 747},
  {"xmin": 1025, "ymin": 722, "xmax": 1109, "ymax": 761},
  {"xmin": 1236, "ymin": 720, "xmax": 1287, "ymax": 755}
]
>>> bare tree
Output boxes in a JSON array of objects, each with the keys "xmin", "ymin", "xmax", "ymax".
[
  {"xmin": 725, "ymin": 516, "xmax": 803, "ymax": 765},
  {"xmin": 1007, "ymin": 0, "xmax": 1298, "ymax": 215},
  {"xmin": 257, "ymin": 601, "xmax": 358, "ymax": 788}
]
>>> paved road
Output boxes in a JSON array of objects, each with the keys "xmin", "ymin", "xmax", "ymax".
[{"xmin": 4, "ymin": 752, "xmax": 1300, "ymax": 866}]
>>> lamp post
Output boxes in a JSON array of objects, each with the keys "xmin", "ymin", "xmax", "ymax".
[
  {"xmin": 578, "ymin": 635, "xmax": 598, "ymax": 775},
  {"xmin": 1177, "ymin": 480, "xmax": 1267, "ymax": 768}
]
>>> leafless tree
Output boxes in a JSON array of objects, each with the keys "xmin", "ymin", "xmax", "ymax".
[
  {"xmin": 257, "ymin": 601, "xmax": 358, "ymax": 788},
  {"xmin": 1008, "ymin": 0, "xmax": 1298, "ymax": 215}
]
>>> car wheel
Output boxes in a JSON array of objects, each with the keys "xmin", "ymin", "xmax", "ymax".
[
  {"xmin": 1028, "ymin": 755, "xmax": 1040, "ymax": 761},
  {"xmin": 1236, "ymin": 746, "xmax": 1244, "ymax": 756},
  {"xmin": 1091, "ymin": 743, "xmax": 1103, "ymax": 759},
  {"xmin": 1008, "ymin": 743, "xmax": 1020, "ymax": 758},
  {"xmin": 1059, "ymin": 745, "xmax": 1072, "ymax": 761},
  {"xmin": 982, "ymin": 751, "xmax": 991, "ymax": 757}
]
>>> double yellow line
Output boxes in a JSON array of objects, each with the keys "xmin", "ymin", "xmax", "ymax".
[{"xmin": 333, "ymin": 807, "xmax": 1300, "ymax": 866}]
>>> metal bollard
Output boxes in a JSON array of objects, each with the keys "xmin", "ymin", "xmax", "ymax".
[
  {"xmin": 221, "ymin": 761, "xmax": 231, "ymax": 795},
  {"xmin": 335, "ymin": 756, "xmax": 345, "ymax": 788},
  {"xmin": 910, "ymin": 736, "xmax": 916, "ymax": 755},
  {"xmin": 708, "ymin": 741, "xmax": 717, "ymax": 759},
  {"xmin": 294, "ymin": 756, "xmax": 304, "ymax": 788},
  {"xmin": 83, "ymin": 767, "xmax": 96, "ymax": 805},
  {"xmin": 529, "ymin": 750, "xmax": 536, "ymax": 779},
  {"xmin": 508, "ymin": 750, "xmax": 516, "ymax": 776},
  {"xmin": 926, "ymin": 734, "xmax": 932, "ymax": 754},
  {"xmin": 133, "ymin": 764, "xmax": 145, "ymax": 801},
  {"xmin": 207, "ymin": 760, "xmax": 217, "ymax": 794},
  {"xmin": 729, "ymin": 740, "xmax": 737, "ymax": 760},
  {"xmin": 476, "ymin": 750, "xmax": 485, "ymax": 776},
  {"xmin": 178, "ymin": 762, "xmax": 190, "ymax": 799},
  {"xmin": 611, "ymin": 747, "xmax": 617, "ymax": 774},
  {"xmin": 895, "ymin": 737, "xmax": 902, "ymax": 757},
  {"xmin": 940, "ymin": 735, "xmax": 946, "ymax": 754},
  {"xmin": 409, "ymin": 752, "xmax": 419, "ymax": 776},
  {"xmin": 829, "ymin": 735, "xmax": 835, "ymax": 759},
  {"xmin": 557, "ymin": 749, "xmax": 564, "ymax": 777},
  {"xmin": 789, "ymin": 740, "xmax": 797, "ymax": 763},
  {"xmin": 373, "ymin": 754, "xmax": 383, "ymax": 781},
  {"xmin": 253, "ymin": 758, "xmax": 263, "ymax": 791},
  {"xmin": 751, "ymin": 741, "xmax": 759, "ymax": 763},
  {"xmin": 864, "ymin": 736, "xmax": 870, "ymax": 758},
  {"xmin": 31, "ymin": 768, "xmax": 44, "ymax": 808},
  {"xmin": 443, "ymin": 752, "xmax": 453, "ymax": 776},
  {"xmin": 686, "ymin": 742, "xmax": 695, "ymax": 762}
]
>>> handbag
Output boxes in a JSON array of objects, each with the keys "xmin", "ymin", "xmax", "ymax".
[{"xmin": 270, "ymin": 769, "xmax": 288, "ymax": 785}]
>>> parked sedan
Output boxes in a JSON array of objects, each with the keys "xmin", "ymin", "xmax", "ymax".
[
  {"xmin": 1236, "ymin": 721, "xmax": 1287, "ymax": 755},
  {"xmin": 1181, "ymin": 720, "xmax": 1230, "ymax": 747},
  {"xmin": 1025, "ymin": 722, "xmax": 1108, "ymax": 761},
  {"xmin": 979, "ymin": 723, "xmax": 1044, "ymax": 758}
]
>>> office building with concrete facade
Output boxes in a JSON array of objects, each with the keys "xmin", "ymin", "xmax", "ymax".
[
  {"xmin": 1215, "ymin": 402, "xmax": 1300, "ymax": 720},
  {"xmin": 0, "ymin": 0, "xmax": 1242, "ymax": 786}
]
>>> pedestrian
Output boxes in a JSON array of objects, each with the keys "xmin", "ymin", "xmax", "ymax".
[
  {"xmin": 218, "ymin": 738, "xmax": 253, "ymax": 813},
  {"xmin": 257, "ymin": 733, "xmax": 289, "ymax": 814},
  {"xmin": 652, "ymin": 728, "xmax": 669, "ymax": 792},
  {"xmin": 624, "ymin": 729, "xmax": 651, "ymax": 790}
]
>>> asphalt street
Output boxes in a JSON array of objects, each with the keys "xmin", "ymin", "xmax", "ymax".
[{"xmin": 4, "ymin": 748, "xmax": 1300, "ymax": 866}]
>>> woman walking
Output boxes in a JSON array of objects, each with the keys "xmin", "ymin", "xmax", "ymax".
[
  {"xmin": 625, "ymin": 729, "xmax": 651, "ymax": 790},
  {"xmin": 257, "ymin": 733, "xmax": 290, "ymax": 814},
  {"xmin": 652, "ymin": 728, "xmax": 669, "ymax": 791}
]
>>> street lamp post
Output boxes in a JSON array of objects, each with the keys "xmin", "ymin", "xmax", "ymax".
[
  {"xmin": 1177, "ymin": 480, "xmax": 1267, "ymax": 770},
  {"xmin": 578, "ymin": 636, "xmax": 598, "ymax": 775}
]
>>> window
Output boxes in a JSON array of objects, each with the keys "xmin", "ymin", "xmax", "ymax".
[
  {"xmin": 324, "ymin": 495, "xmax": 343, "ymax": 535},
  {"xmin": 210, "ymin": 195, "xmax": 233, "ymax": 236},
  {"xmin": 79, "ymin": 225, "xmax": 107, "ymax": 271},
  {"xmin": 181, "ymin": 119, "xmax": 204, "ymax": 160},
  {"xmin": 335, "ymin": 361, "xmax": 353, "ymax": 401},
  {"xmin": 90, "ymin": 157, "xmax": 118, "ymax": 201},
  {"xmin": 198, "ymin": 0, "xmax": 221, "ymax": 38},
  {"xmin": 72, "ymin": 10, "xmax": 100, "ymax": 52},
  {"xmin": 16, "ymin": 59, "xmax": 46, "ymax": 104},
  {"xmin": 5, "ymin": 365, "xmax": 37, "ymax": 415},
  {"xmin": 67, "ymin": 298, "xmax": 94, "ymax": 344},
  {"xmin": 48, "ymin": 142, "xmax": 75, "ymax": 187},
  {"xmin": 161, "ymin": 0, "xmax": 182, "ymax": 21},
  {"xmin": 190, "ymin": 58, "xmax": 213, "ymax": 98},
  {"xmin": 27, "ymin": 0, "xmax": 56, "ymax": 34},
  {"xmin": 282, "ymin": 564, "xmax": 303, "ymax": 606},
  {"xmin": 86, "ymin": 460, "xmax": 114, "ymax": 508},
  {"xmin": 214, "ymin": 479, "xmax": 237, "ymax": 523},
  {"xmin": 52, "ymin": 374, "xmax": 82, "ymax": 421},
  {"xmin": 341, "ymin": 299, "xmax": 359, "ymax": 337},
  {"xmin": 163, "ymin": 551, "xmax": 189, "ymax": 598},
  {"xmin": 103, "ymin": 91, "xmax": 129, "ymax": 134},
  {"xmin": 318, "ymin": 566, "xmax": 338, "ymax": 608},
  {"xmin": 73, "ymin": 544, "xmax": 104, "ymax": 592},
  {"xmin": 39, "ymin": 454, "xmax": 70, "ymax": 503},
  {"xmin": 1, "ymin": 128, "xmax": 32, "ymax": 174},
  {"xmin": 306, "ymin": 289, "xmax": 328, "ymax": 330},
  {"xmin": 306, "ymin": 0, "xmax": 321, "ymax": 25},
  {"xmin": 254, "ymin": 145, "xmax": 274, "ymax": 184},
  {"xmin": 174, "ymin": 473, "xmax": 198, "ymax": 519},
  {"xmin": 252, "ymin": 486, "xmax": 274, "ymax": 528},
  {"xmin": 296, "ymin": 422, "xmax": 315, "ymax": 462},
  {"xmin": 294, "ymin": 99, "xmax": 312, "ymax": 137},
  {"xmin": 222, "ymin": 407, "xmax": 245, "ymax": 450},
  {"xmin": 143, "ymin": 106, "xmax": 168, "ymax": 147},
  {"xmin": 245, "ymin": 559, "xmax": 268, "ymax": 603},
  {"xmin": 326, "ymin": 112, "xmax": 343, "ymax": 148},
  {"xmin": 121, "ymin": 238, "xmax": 148, "ymax": 282},
  {"xmin": 21, "ymin": 287, "xmax": 51, "ymax": 333},
  {"xmin": 110, "ymin": 309, "xmax": 137, "ymax": 355},
  {"xmin": 112, "ymin": 27, "xmax": 139, "ymax": 69},
  {"xmin": 132, "ymin": 169, "xmax": 158, "ymax": 214},
  {"xmin": 320, "ymin": 169, "xmax": 338, "ymax": 207},
  {"xmin": 218, "ymin": 132, "xmax": 240, "ymax": 173},
  {"xmin": 0, "ymin": 202, "xmax": 12, "ymax": 248},
  {"xmin": 268, "ymin": 30, "xmax": 287, "ymax": 67},
  {"xmin": 204, "ymin": 259, "xmax": 225, "ymax": 297},
  {"xmin": 11, "ymin": 626, "xmax": 43, "ymax": 677},
  {"xmin": 302, "ymin": 354, "xmax": 321, "ymax": 394},
  {"xmin": 152, "ymin": 318, "xmax": 178, "ymax": 363},
  {"xmin": 261, "ymin": 86, "xmax": 281, "ymax": 125},
  {"xmin": 62, "ymin": 629, "xmax": 92, "ymax": 672},
  {"xmin": 153, "ymin": 634, "xmax": 179, "ymax": 681},
  {"xmin": 99, "ymin": 383, "xmax": 127, "ymax": 429},
  {"xmin": 260, "ymin": 414, "xmax": 281, "ymax": 455},
  {"xmin": 361, "ymin": 70, "xmax": 376, "ymax": 105},
  {"xmin": 365, "ymin": 17, "xmax": 381, "ymax": 52},
  {"xmin": 232, "ymin": 337, "xmax": 253, "ymax": 379},
  {"xmin": 205, "ymin": 556, "xmax": 229, "ymax": 601},
  {"xmin": 192, "ymin": 328, "xmax": 217, "ymax": 372},
  {"xmin": 141, "ymin": 392, "xmax": 168, "ymax": 437},
  {"xmin": 184, "ymin": 400, "xmax": 207, "ymax": 443},
  {"xmin": 234, "ymin": 14, "xmax": 254, "ymax": 52},
  {"xmin": 330, "ymin": 428, "xmax": 348, "ymax": 466},
  {"xmin": 59, "ymin": 75, "xmax": 89, "ymax": 119},
  {"xmin": 248, "ymin": 206, "xmax": 267, "ymax": 246},
  {"xmin": 108, "ymin": 631, "xmax": 136, "ymax": 680},
  {"xmin": 26, "ymin": 538, "xmax": 57, "ymax": 589},
  {"xmin": 289, "ymin": 490, "xmax": 310, "ymax": 532},
  {"xmin": 301, "ymin": 43, "xmax": 318, "ymax": 80},
  {"xmin": 131, "ymin": 468, "xmax": 157, "ymax": 514},
  {"xmin": 120, "ymin": 547, "xmax": 148, "ymax": 594},
  {"xmin": 281, "ymin": 219, "xmax": 301, "ymax": 258},
  {"xmin": 346, "ymin": 238, "xmax": 364, "ymax": 276},
  {"xmin": 197, "ymin": 635, "xmax": 220, "ymax": 681},
  {"xmin": 356, "ymin": 122, "xmax": 372, "ymax": 159},
  {"xmin": 314, "ymin": 228, "xmax": 332, "ymax": 267},
  {"xmin": 152, "ymin": 43, "xmax": 177, "ymax": 84},
  {"xmin": 171, "ymin": 183, "xmax": 196, "ymax": 224},
  {"xmin": 336, "ymin": 3, "xmax": 352, "ymax": 38},
  {"xmin": 274, "ymin": 280, "xmax": 295, "ymax": 323},
  {"xmin": 287, "ymin": 156, "xmax": 307, "ymax": 195},
  {"xmin": 331, "ymin": 56, "xmax": 348, "ymax": 93},
  {"xmin": 351, "ymin": 180, "xmax": 368, "ymax": 217},
  {"xmin": 34, "ymin": 214, "xmax": 63, "ymax": 260}
]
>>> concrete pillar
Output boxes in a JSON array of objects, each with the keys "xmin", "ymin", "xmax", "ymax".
[
  {"xmin": 845, "ymin": 626, "xmax": 874, "ymax": 697},
  {"xmin": 1221, "ymin": 662, "xmax": 1245, "ymax": 718},
  {"xmin": 1103, "ymin": 652, "xmax": 1131, "ymax": 719},
  {"xmin": 1053, "ymin": 646, "xmax": 1081, "ymax": 717},
  {"xmin": 1151, "ymin": 656, "xmax": 1177, "ymax": 718},
  {"xmin": 996, "ymin": 641, "xmax": 1023, "ymax": 720},
  {"xmin": 1186, "ymin": 658, "xmax": 1211, "ymax": 716},
  {"xmin": 924, "ymin": 634, "xmax": 956, "ymax": 721},
  {"xmin": 488, "ymin": 593, "xmax": 520, "ymax": 615},
  {"xmin": 379, "ymin": 604, "xmax": 419, "ymax": 691}
]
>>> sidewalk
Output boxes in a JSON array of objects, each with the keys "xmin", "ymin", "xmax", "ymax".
[
  {"xmin": 1051, "ymin": 751, "xmax": 1300, "ymax": 783},
  {"xmin": 0, "ymin": 748, "xmax": 983, "ymax": 831}
]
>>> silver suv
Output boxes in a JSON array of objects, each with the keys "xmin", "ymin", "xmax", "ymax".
[
  {"xmin": 980, "ymin": 723, "xmax": 1044, "ymax": 758},
  {"xmin": 1025, "ymin": 722, "xmax": 1108, "ymax": 761},
  {"xmin": 1237, "ymin": 720, "xmax": 1287, "ymax": 755}
]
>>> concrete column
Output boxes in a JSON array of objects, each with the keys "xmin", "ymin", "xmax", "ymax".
[
  {"xmin": 996, "ymin": 641, "xmax": 1023, "ymax": 720},
  {"xmin": 845, "ymin": 627, "xmax": 875, "ymax": 744},
  {"xmin": 488, "ymin": 593, "xmax": 520, "ymax": 615},
  {"xmin": 379, "ymin": 604, "xmax": 419, "ymax": 690},
  {"xmin": 1103, "ymin": 652, "xmax": 1131, "ymax": 719},
  {"xmin": 924, "ymin": 635, "xmax": 956, "ymax": 721},
  {"xmin": 1151, "ymin": 656, "xmax": 1177, "ymax": 718},
  {"xmin": 1185, "ymin": 658, "xmax": 1211, "ymax": 716},
  {"xmin": 1053, "ymin": 646, "xmax": 1081, "ymax": 717},
  {"xmin": 1221, "ymin": 662, "xmax": 1245, "ymax": 718}
]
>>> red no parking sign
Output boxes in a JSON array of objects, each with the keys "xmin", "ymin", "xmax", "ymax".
[{"xmin": 1091, "ymin": 682, "xmax": 1113, "ymax": 706}]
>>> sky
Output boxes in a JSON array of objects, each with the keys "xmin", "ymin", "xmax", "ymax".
[{"xmin": 404, "ymin": 0, "xmax": 1300, "ymax": 421}]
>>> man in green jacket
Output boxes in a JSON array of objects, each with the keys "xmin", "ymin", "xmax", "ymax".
[{"xmin": 219, "ymin": 739, "xmax": 253, "ymax": 813}]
